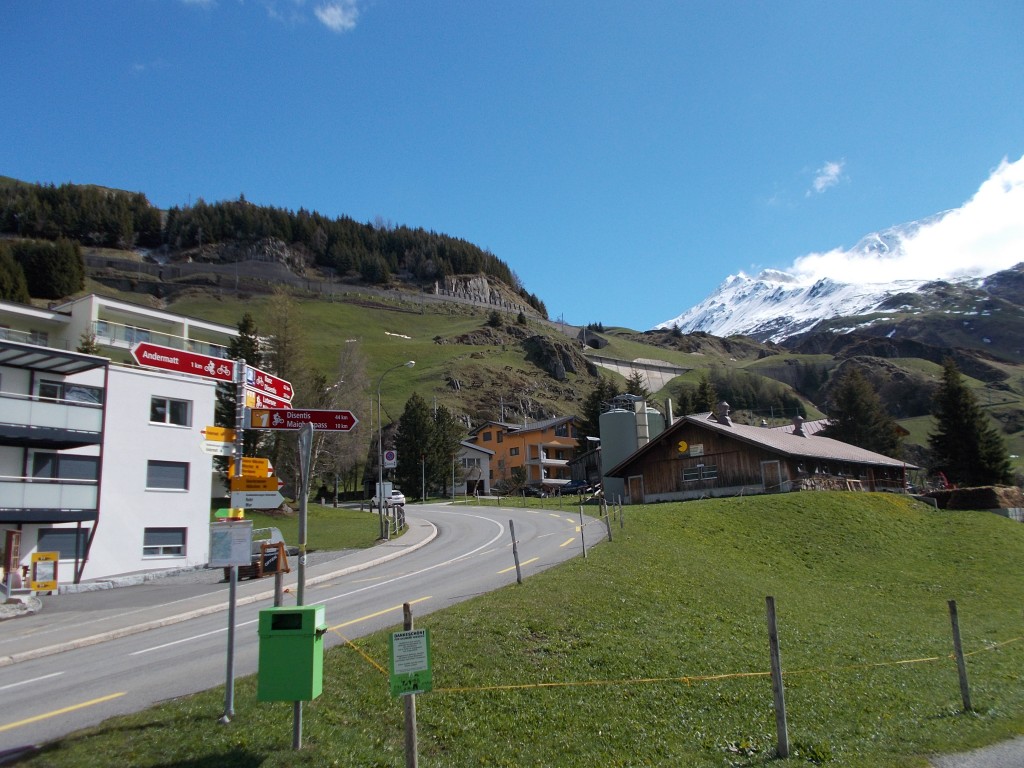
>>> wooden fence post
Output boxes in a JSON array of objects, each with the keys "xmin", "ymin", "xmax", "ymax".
[
  {"xmin": 948, "ymin": 600, "xmax": 973, "ymax": 712},
  {"xmin": 578, "ymin": 505, "xmax": 587, "ymax": 559},
  {"xmin": 510, "ymin": 520, "xmax": 523, "ymax": 584},
  {"xmin": 765, "ymin": 596, "xmax": 790, "ymax": 758}
]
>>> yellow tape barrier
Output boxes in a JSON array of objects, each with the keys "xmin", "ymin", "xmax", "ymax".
[{"xmin": 332, "ymin": 631, "xmax": 1023, "ymax": 696}]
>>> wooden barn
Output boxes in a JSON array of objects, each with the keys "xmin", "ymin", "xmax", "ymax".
[{"xmin": 605, "ymin": 403, "xmax": 913, "ymax": 504}]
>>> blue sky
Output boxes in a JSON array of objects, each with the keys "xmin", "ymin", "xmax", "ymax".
[{"xmin": 3, "ymin": 1, "xmax": 1023, "ymax": 329}]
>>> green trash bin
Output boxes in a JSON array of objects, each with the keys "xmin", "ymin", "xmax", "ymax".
[{"xmin": 257, "ymin": 605, "xmax": 326, "ymax": 701}]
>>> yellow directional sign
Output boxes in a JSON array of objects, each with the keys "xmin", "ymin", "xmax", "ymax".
[
  {"xmin": 230, "ymin": 475, "xmax": 279, "ymax": 492},
  {"xmin": 241, "ymin": 457, "xmax": 271, "ymax": 477},
  {"xmin": 202, "ymin": 426, "xmax": 236, "ymax": 443}
]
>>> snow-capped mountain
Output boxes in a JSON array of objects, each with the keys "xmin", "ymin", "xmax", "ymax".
[{"xmin": 655, "ymin": 214, "xmax": 989, "ymax": 343}]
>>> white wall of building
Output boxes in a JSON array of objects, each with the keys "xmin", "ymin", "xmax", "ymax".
[{"xmin": 83, "ymin": 365, "xmax": 216, "ymax": 579}]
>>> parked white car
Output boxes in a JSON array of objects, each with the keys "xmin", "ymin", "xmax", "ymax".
[{"xmin": 387, "ymin": 489, "xmax": 406, "ymax": 507}]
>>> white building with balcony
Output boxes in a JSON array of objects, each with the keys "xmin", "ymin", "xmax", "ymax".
[{"xmin": 0, "ymin": 295, "xmax": 237, "ymax": 585}]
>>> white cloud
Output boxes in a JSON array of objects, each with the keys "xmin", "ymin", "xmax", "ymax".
[
  {"xmin": 790, "ymin": 155, "xmax": 1024, "ymax": 284},
  {"xmin": 315, "ymin": 1, "xmax": 359, "ymax": 32},
  {"xmin": 808, "ymin": 160, "xmax": 845, "ymax": 195}
]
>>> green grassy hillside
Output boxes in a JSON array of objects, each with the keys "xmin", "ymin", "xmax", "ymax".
[{"xmin": 27, "ymin": 493, "xmax": 1024, "ymax": 767}]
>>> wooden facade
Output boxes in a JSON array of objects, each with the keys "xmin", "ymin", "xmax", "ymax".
[{"xmin": 607, "ymin": 409, "xmax": 912, "ymax": 504}]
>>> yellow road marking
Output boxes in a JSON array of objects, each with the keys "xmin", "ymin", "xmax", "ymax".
[
  {"xmin": 499, "ymin": 557, "xmax": 538, "ymax": 574},
  {"xmin": 0, "ymin": 692, "xmax": 126, "ymax": 733},
  {"xmin": 559, "ymin": 537, "xmax": 575, "ymax": 548},
  {"xmin": 548, "ymin": 513, "xmax": 562, "ymax": 518},
  {"xmin": 327, "ymin": 597, "xmax": 430, "ymax": 631}
]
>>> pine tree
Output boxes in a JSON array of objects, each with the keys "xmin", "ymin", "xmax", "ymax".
[
  {"xmin": 576, "ymin": 375, "xmax": 620, "ymax": 451},
  {"xmin": 215, "ymin": 313, "xmax": 263, "ymax": 480},
  {"xmin": 695, "ymin": 374, "xmax": 718, "ymax": 412},
  {"xmin": 0, "ymin": 243, "xmax": 30, "ymax": 303},
  {"xmin": 819, "ymin": 367, "xmax": 902, "ymax": 457},
  {"xmin": 928, "ymin": 359, "xmax": 1012, "ymax": 486},
  {"xmin": 625, "ymin": 368, "xmax": 652, "ymax": 400},
  {"xmin": 430, "ymin": 405, "xmax": 466, "ymax": 496},
  {"xmin": 394, "ymin": 393, "xmax": 434, "ymax": 498}
]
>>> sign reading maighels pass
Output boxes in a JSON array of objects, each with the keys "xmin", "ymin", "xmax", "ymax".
[{"xmin": 249, "ymin": 408, "xmax": 358, "ymax": 431}]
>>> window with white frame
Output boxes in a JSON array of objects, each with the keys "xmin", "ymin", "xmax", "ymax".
[
  {"xmin": 146, "ymin": 460, "xmax": 189, "ymax": 490},
  {"xmin": 461, "ymin": 457, "xmax": 481, "ymax": 469},
  {"xmin": 150, "ymin": 396, "xmax": 192, "ymax": 426},
  {"xmin": 143, "ymin": 527, "xmax": 186, "ymax": 557},
  {"xmin": 509, "ymin": 447, "xmax": 520, "ymax": 456}
]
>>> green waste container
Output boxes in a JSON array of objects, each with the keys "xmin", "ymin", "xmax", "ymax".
[{"xmin": 257, "ymin": 605, "xmax": 326, "ymax": 701}]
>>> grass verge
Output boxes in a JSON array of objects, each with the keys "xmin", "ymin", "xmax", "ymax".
[{"xmin": 22, "ymin": 493, "xmax": 1024, "ymax": 767}]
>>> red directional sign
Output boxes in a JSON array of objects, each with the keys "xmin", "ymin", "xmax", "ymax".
[
  {"xmin": 131, "ymin": 342, "xmax": 235, "ymax": 382},
  {"xmin": 245, "ymin": 389, "xmax": 291, "ymax": 409},
  {"xmin": 245, "ymin": 365, "xmax": 294, "ymax": 403},
  {"xmin": 249, "ymin": 408, "xmax": 359, "ymax": 432}
]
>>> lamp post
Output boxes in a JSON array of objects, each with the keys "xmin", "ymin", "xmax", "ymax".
[{"xmin": 377, "ymin": 360, "xmax": 415, "ymax": 533}]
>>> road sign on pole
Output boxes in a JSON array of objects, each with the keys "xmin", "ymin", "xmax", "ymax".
[
  {"xmin": 248, "ymin": 409, "xmax": 359, "ymax": 432},
  {"xmin": 245, "ymin": 389, "xmax": 292, "ymax": 409},
  {"xmin": 231, "ymin": 490, "xmax": 285, "ymax": 509},
  {"xmin": 131, "ymin": 342, "xmax": 235, "ymax": 382},
  {"xmin": 202, "ymin": 426, "xmax": 237, "ymax": 443},
  {"xmin": 230, "ymin": 475, "xmax": 281, "ymax": 492},
  {"xmin": 202, "ymin": 441, "xmax": 235, "ymax": 457},
  {"xmin": 245, "ymin": 364, "xmax": 294, "ymax": 403},
  {"xmin": 241, "ymin": 457, "xmax": 272, "ymax": 477}
]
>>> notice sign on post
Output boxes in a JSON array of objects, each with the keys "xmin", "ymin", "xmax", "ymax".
[
  {"xmin": 30, "ymin": 552, "xmax": 58, "ymax": 592},
  {"xmin": 389, "ymin": 628, "xmax": 432, "ymax": 697},
  {"xmin": 208, "ymin": 520, "xmax": 253, "ymax": 567}
]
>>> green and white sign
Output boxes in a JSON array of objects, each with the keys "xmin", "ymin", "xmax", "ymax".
[{"xmin": 389, "ymin": 628, "xmax": 432, "ymax": 697}]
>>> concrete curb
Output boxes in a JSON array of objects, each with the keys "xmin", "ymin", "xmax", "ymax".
[{"xmin": 0, "ymin": 520, "xmax": 437, "ymax": 669}]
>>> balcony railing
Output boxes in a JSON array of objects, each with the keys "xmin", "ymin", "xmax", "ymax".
[
  {"xmin": 93, "ymin": 320, "xmax": 229, "ymax": 358},
  {"xmin": 0, "ymin": 392, "xmax": 103, "ymax": 434},
  {"xmin": 0, "ymin": 477, "xmax": 99, "ymax": 512}
]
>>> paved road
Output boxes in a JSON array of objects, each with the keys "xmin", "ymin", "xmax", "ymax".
[{"xmin": 0, "ymin": 503, "xmax": 596, "ymax": 755}]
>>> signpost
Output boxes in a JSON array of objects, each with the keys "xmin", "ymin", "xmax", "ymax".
[
  {"xmin": 202, "ymin": 441, "xmax": 235, "ymax": 457},
  {"xmin": 248, "ymin": 409, "xmax": 358, "ymax": 432},
  {"xmin": 230, "ymin": 475, "xmax": 280, "ymax": 492},
  {"xmin": 241, "ymin": 457, "xmax": 272, "ymax": 477},
  {"xmin": 231, "ymin": 490, "xmax": 285, "ymax": 509},
  {"xmin": 246, "ymin": 364, "xmax": 294, "ymax": 403},
  {"xmin": 245, "ymin": 389, "xmax": 292, "ymax": 410},
  {"xmin": 203, "ymin": 426, "xmax": 237, "ymax": 443},
  {"xmin": 131, "ymin": 342, "xmax": 235, "ymax": 382}
]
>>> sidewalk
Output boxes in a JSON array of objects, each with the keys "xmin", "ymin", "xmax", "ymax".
[{"xmin": 0, "ymin": 515, "xmax": 436, "ymax": 667}]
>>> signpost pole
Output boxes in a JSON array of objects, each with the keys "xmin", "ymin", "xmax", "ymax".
[
  {"xmin": 220, "ymin": 358, "xmax": 246, "ymax": 724},
  {"xmin": 403, "ymin": 602, "xmax": 419, "ymax": 768},
  {"xmin": 293, "ymin": 423, "xmax": 314, "ymax": 750}
]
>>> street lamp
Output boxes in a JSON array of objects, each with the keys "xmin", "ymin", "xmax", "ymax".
[{"xmin": 377, "ymin": 360, "xmax": 415, "ymax": 534}]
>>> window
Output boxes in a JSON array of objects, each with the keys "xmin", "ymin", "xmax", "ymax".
[
  {"xmin": 555, "ymin": 423, "xmax": 569, "ymax": 437},
  {"xmin": 497, "ymin": 432, "xmax": 503, "ymax": 443},
  {"xmin": 461, "ymin": 457, "xmax": 481, "ymax": 469},
  {"xmin": 482, "ymin": 432, "xmax": 492, "ymax": 442},
  {"xmin": 150, "ymin": 396, "xmax": 192, "ymax": 426},
  {"xmin": 147, "ymin": 460, "xmax": 189, "ymax": 490},
  {"xmin": 682, "ymin": 464, "xmax": 718, "ymax": 483},
  {"xmin": 37, "ymin": 528, "xmax": 90, "ymax": 560},
  {"xmin": 509, "ymin": 447, "xmax": 520, "ymax": 457},
  {"xmin": 124, "ymin": 326, "xmax": 151, "ymax": 345},
  {"xmin": 32, "ymin": 453, "xmax": 98, "ymax": 481},
  {"xmin": 143, "ymin": 527, "xmax": 186, "ymax": 557}
]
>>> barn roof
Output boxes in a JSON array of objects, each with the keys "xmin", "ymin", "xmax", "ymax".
[{"xmin": 605, "ymin": 412, "xmax": 914, "ymax": 477}]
